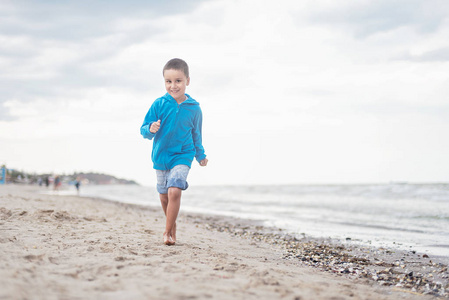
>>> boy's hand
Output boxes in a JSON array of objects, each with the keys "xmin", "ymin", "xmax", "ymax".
[
  {"xmin": 150, "ymin": 120, "xmax": 161, "ymax": 133},
  {"xmin": 199, "ymin": 158, "xmax": 208, "ymax": 167}
]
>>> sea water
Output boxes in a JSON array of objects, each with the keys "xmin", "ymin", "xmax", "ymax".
[{"xmin": 78, "ymin": 183, "xmax": 449, "ymax": 259}]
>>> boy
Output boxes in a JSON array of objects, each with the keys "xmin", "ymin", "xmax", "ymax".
[{"xmin": 140, "ymin": 58, "xmax": 208, "ymax": 246}]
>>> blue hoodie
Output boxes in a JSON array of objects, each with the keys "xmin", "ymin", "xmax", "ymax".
[{"xmin": 140, "ymin": 93, "xmax": 206, "ymax": 170}]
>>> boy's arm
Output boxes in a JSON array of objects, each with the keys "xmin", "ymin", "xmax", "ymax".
[
  {"xmin": 140, "ymin": 101, "xmax": 159, "ymax": 140},
  {"xmin": 192, "ymin": 108, "xmax": 207, "ymax": 163}
]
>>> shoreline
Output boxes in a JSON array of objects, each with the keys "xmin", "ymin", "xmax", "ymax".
[
  {"xmin": 74, "ymin": 185, "xmax": 449, "ymax": 266},
  {"xmin": 1, "ymin": 185, "xmax": 447, "ymax": 299},
  {"xmin": 74, "ymin": 183, "xmax": 449, "ymax": 261},
  {"xmin": 189, "ymin": 213, "xmax": 449, "ymax": 296}
]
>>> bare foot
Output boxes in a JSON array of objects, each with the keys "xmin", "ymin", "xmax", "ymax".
[{"xmin": 163, "ymin": 233, "xmax": 175, "ymax": 246}]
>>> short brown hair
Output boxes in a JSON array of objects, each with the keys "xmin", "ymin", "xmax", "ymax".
[{"xmin": 163, "ymin": 58, "xmax": 189, "ymax": 78}]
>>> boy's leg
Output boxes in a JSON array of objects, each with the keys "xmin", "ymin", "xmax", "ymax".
[
  {"xmin": 156, "ymin": 170, "xmax": 175, "ymax": 244},
  {"xmin": 159, "ymin": 193, "xmax": 177, "ymax": 241},
  {"xmin": 159, "ymin": 193, "xmax": 168, "ymax": 215},
  {"xmin": 158, "ymin": 165, "xmax": 189, "ymax": 245},
  {"xmin": 164, "ymin": 187, "xmax": 182, "ymax": 241}
]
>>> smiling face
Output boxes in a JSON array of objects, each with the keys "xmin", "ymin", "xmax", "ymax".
[{"xmin": 163, "ymin": 69, "xmax": 190, "ymax": 103}]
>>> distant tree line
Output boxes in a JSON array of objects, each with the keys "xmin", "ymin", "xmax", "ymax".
[{"xmin": 1, "ymin": 167, "xmax": 137, "ymax": 185}]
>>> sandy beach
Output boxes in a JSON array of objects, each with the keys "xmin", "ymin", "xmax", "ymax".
[{"xmin": 0, "ymin": 185, "xmax": 446, "ymax": 300}]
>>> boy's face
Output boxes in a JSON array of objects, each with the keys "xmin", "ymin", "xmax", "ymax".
[{"xmin": 163, "ymin": 69, "xmax": 190, "ymax": 103}]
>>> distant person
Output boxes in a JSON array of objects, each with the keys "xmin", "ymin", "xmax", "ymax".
[
  {"xmin": 45, "ymin": 176, "xmax": 50, "ymax": 188},
  {"xmin": 54, "ymin": 176, "xmax": 61, "ymax": 191},
  {"xmin": 140, "ymin": 58, "xmax": 208, "ymax": 246},
  {"xmin": 75, "ymin": 177, "xmax": 81, "ymax": 195}
]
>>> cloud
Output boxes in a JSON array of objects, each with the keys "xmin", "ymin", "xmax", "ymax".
[
  {"xmin": 0, "ymin": 0, "xmax": 212, "ymax": 120},
  {"xmin": 0, "ymin": 104, "xmax": 16, "ymax": 121},
  {"xmin": 306, "ymin": 0, "xmax": 449, "ymax": 38},
  {"xmin": 394, "ymin": 47, "xmax": 449, "ymax": 62},
  {"xmin": 0, "ymin": 0, "xmax": 210, "ymax": 39}
]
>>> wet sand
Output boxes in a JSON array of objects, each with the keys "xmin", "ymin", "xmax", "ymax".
[{"xmin": 0, "ymin": 185, "xmax": 447, "ymax": 299}]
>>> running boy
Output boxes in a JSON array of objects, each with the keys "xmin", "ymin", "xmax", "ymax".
[{"xmin": 140, "ymin": 58, "xmax": 208, "ymax": 246}]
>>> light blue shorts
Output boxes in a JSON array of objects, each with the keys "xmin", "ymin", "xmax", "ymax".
[{"xmin": 156, "ymin": 164, "xmax": 190, "ymax": 194}]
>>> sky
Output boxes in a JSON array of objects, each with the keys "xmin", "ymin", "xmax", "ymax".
[{"xmin": 1, "ymin": 0, "xmax": 449, "ymax": 186}]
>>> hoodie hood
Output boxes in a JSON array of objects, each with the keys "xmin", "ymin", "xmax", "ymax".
[{"xmin": 164, "ymin": 93, "xmax": 199, "ymax": 106}]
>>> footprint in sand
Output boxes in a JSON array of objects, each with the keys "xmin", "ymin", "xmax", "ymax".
[
  {"xmin": 24, "ymin": 254, "xmax": 45, "ymax": 261},
  {"xmin": 0, "ymin": 207, "xmax": 12, "ymax": 220}
]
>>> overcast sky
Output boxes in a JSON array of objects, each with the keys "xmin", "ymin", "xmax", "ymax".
[{"xmin": 1, "ymin": 0, "xmax": 449, "ymax": 186}]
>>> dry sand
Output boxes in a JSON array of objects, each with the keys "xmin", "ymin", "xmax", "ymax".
[{"xmin": 0, "ymin": 185, "xmax": 440, "ymax": 300}]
